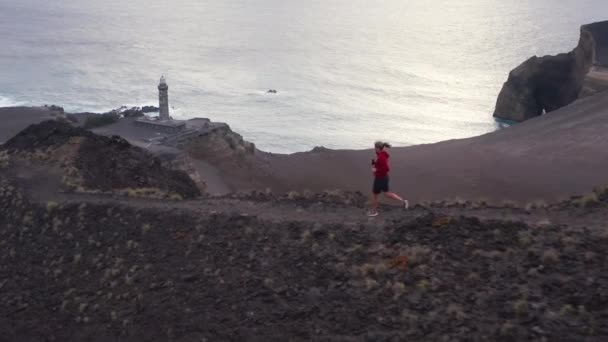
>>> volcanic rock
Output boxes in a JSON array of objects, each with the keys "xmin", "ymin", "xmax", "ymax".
[
  {"xmin": 493, "ymin": 21, "xmax": 608, "ymax": 122},
  {"xmin": 3, "ymin": 120, "xmax": 200, "ymax": 198}
]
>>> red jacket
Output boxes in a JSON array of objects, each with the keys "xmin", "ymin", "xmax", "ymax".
[{"xmin": 374, "ymin": 150, "xmax": 390, "ymax": 178}]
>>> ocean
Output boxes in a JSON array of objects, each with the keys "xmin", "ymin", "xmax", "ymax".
[{"xmin": 1, "ymin": 0, "xmax": 607, "ymax": 153}]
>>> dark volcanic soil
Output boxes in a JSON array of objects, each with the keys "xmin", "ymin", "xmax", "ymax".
[
  {"xmin": 1, "ymin": 173, "xmax": 608, "ymax": 341},
  {"xmin": 2, "ymin": 115, "xmax": 608, "ymax": 341},
  {"xmin": 3, "ymin": 120, "xmax": 200, "ymax": 199}
]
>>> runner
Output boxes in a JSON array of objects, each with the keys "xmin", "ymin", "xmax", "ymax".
[{"xmin": 368, "ymin": 141, "xmax": 408, "ymax": 216}]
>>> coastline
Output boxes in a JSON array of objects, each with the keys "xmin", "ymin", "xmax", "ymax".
[
  {"xmin": 3, "ymin": 88, "xmax": 608, "ymax": 204},
  {"xmin": 2, "ymin": 20, "xmax": 608, "ymax": 203}
]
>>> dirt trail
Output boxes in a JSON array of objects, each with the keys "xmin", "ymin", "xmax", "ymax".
[
  {"xmin": 19, "ymin": 173, "xmax": 608, "ymax": 234},
  {"xmin": 9, "ymin": 150, "xmax": 606, "ymax": 231}
]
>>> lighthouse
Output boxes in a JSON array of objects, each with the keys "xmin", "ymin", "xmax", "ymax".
[
  {"xmin": 134, "ymin": 76, "xmax": 186, "ymax": 133},
  {"xmin": 158, "ymin": 76, "xmax": 170, "ymax": 121}
]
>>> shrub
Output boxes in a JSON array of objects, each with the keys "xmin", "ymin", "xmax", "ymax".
[
  {"xmin": 83, "ymin": 113, "xmax": 120, "ymax": 129},
  {"xmin": 122, "ymin": 107, "xmax": 145, "ymax": 118}
]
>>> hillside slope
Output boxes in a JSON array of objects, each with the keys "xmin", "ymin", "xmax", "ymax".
[{"xmin": 241, "ymin": 90, "xmax": 608, "ymax": 204}]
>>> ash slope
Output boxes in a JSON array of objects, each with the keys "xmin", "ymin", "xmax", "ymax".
[{"xmin": 1, "ymin": 125, "xmax": 608, "ymax": 341}]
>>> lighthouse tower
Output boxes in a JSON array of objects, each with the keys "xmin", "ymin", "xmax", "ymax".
[{"xmin": 158, "ymin": 76, "xmax": 170, "ymax": 121}]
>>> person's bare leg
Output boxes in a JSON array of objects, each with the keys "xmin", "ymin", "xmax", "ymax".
[
  {"xmin": 384, "ymin": 192, "xmax": 403, "ymax": 201},
  {"xmin": 368, "ymin": 193, "xmax": 379, "ymax": 216},
  {"xmin": 373, "ymin": 193, "xmax": 379, "ymax": 211},
  {"xmin": 384, "ymin": 192, "xmax": 409, "ymax": 209}
]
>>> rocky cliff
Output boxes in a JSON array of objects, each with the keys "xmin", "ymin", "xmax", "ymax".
[{"xmin": 493, "ymin": 20, "xmax": 608, "ymax": 122}]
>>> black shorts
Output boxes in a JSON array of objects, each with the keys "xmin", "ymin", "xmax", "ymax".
[{"xmin": 373, "ymin": 177, "xmax": 389, "ymax": 194}]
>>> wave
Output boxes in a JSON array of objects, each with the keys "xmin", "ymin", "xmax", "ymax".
[{"xmin": 0, "ymin": 95, "xmax": 27, "ymax": 108}]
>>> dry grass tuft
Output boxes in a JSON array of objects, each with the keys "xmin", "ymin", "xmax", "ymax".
[
  {"xmin": 391, "ymin": 282, "xmax": 406, "ymax": 298},
  {"xmin": 432, "ymin": 217, "xmax": 453, "ymax": 228},
  {"xmin": 541, "ymin": 249, "xmax": 559, "ymax": 264},
  {"xmin": 535, "ymin": 218, "xmax": 552, "ymax": 227},
  {"xmin": 446, "ymin": 304, "xmax": 467, "ymax": 320},
  {"xmin": 445, "ymin": 197, "xmax": 467, "ymax": 208},
  {"xmin": 115, "ymin": 187, "xmax": 184, "ymax": 200},
  {"xmin": 141, "ymin": 224, "xmax": 151, "ymax": 235},
  {"xmin": 300, "ymin": 229, "xmax": 312, "ymax": 243},
  {"xmin": 573, "ymin": 193, "xmax": 599, "ymax": 208},
  {"xmin": 560, "ymin": 304, "xmax": 575, "ymax": 316},
  {"xmin": 499, "ymin": 322, "xmax": 517, "ymax": 337},
  {"xmin": 364, "ymin": 278, "xmax": 379, "ymax": 290},
  {"xmin": 592, "ymin": 185, "xmax": 608, "ymax": 198},
  {"xmin": 501, "ymin": 200, "xmax": 517, "ymax": 209},
  {"xmin": 359, "ymin": 262, "xmax": 388, "ymax": 277},
  {"xmin": 119, "ymin": 187, "xmax": 167, "ymax": 199},
  {"xmin": 406, "ymin": 246, "xmax": 432, "ymax": 266},
  {"xmin": 417, "ymin": 279, "xmax": 430, "ymax": 292},
  {"xmin": 168, "ymin": 193, "xmax": 183, "ymax": 201},
  {"xmin": 513, "ymin": 299, "xmax": 528, "ymax": 317},
  {"xmin": 525, "ymin": 200, "xmax": 548, "ymax": 210},
  {"xmin": 46, "ymin": 201, "xmax": 59, "ymax": 213},
  {"xmin": 0, "ymin": 150, "xmax": 9, "ymax": 169},
  {"xmin": 517, "ymin": 231, "xmax": 533, "ymax": 248},
  {"xmin": 286, "ymin": 191, "xmax": 301, "ymax": 200}
]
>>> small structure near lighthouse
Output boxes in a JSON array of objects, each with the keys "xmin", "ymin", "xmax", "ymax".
[
  {"xmin": 93, "ymin": 76, "xmax": 231, "ymax": 148},
  {"xmin": 158, "ymin": 76, "xmax": 170, "ymax": 121},
  {"xmin": 135, "ymin": 76, "xmax": 186, "ymax": 133}
]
